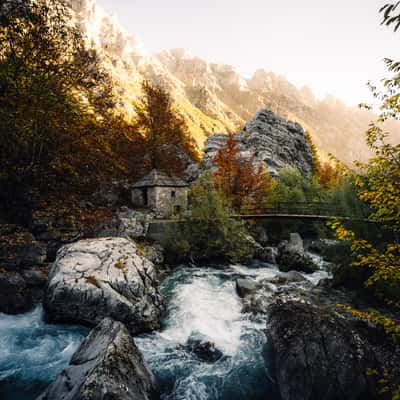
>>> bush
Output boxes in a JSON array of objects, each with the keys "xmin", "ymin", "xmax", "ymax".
[{"xmin": 165, "ymin": 178, "xmax": 254, "ymax": 263}]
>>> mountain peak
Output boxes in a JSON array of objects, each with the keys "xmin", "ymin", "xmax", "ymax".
[{"xmin": 68, "ymin": 0, "xmax": 400, "ymax": 164}]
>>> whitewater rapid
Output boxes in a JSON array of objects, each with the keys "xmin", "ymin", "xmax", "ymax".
[{"xmin": 0, "ymin": 256, "xmax": 329, "ymax": 400}]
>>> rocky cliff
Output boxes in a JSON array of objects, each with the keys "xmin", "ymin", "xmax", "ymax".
[
  {"xmin": 68, "ymin": 0, "xmax": 400, "ymax": 165},
  {"xmin": 203, "ymin": 110, "xmax": 314, "ymax": 176}
]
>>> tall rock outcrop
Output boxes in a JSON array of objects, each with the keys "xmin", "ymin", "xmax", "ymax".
[{"xmin": 203, "ymin": 110, "xmax": 314, "ymax": 176}]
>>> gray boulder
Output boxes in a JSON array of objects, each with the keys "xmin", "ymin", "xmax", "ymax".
[
  {"xmin": 277, "ymin": 233, "xmax": 318, "ymax": 273},
  {"xmin": 43, "ymin": 237, "xmax": 163, "ymax": 335},
  {"xmin": 263, "ymin": 270, "xmax": 307, "ymax": 285},
  {"xmin": 38, "ymin": 318, "xmax": 158, "ymax": 400},
  {"xmin": 235, "ymin": 278, "xmax": 260, "ymax": 298}
]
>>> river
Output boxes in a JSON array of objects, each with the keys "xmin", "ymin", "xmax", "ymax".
[{"xmin": 0, "ymin": 257, "xmax": 329, "ymax": 400}]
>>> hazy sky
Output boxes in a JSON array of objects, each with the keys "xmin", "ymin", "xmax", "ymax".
[{"xmin": 96, "ymin": 0, "xmax": 399, "ymax": 106}]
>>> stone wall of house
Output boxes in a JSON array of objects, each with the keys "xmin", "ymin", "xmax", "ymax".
[
  {"xmin": 131, "ymin": 187, "xmax": 157, "ymax": 209},
  {"xmin": 155, "ymin": 187, "xmax": 188, "ymax": 217},
  {"xmin": 132, "ymin": 186, "xmax": 188, "ymax": 217}
]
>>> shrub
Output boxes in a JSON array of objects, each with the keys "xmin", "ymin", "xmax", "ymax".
[{"xmin": 165, "ymin": 177, "xmax": 254, "ymax": 263}]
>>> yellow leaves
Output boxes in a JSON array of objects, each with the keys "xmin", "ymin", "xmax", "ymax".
[
  {"xmin": 337, "ymin": 304, "xmax": 400, "ymax": 343},
  {"xmin": 365, "ymin": 368, "xmax": 379, "ymax": 376}
]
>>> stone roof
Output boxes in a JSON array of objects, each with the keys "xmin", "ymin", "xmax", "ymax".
[{"xmin": 132, "ymin": 169, "xmax": 188, "ymax": 188}]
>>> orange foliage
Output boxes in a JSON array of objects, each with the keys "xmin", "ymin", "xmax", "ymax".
[
  {"xmin": 212, "ymin": 133, "xmax": 272, "ymax": 210},
  {"xmin": 318, "ymin": 161, "xmax": 342, "ymax": 189}
]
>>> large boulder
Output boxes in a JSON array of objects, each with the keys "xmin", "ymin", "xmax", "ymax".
[
  {"xmin": 0, "ymin": 270, "xmax": 33, "ymax": 314},
  {"xmin": 203, "ymin": 110, "xmax": 313, "ymax": 177},
  {"xmin": 277, "ymin": 233, "xmax": 318, "ymax": 273},
  {"xmin": 266, "ymin": 299, "xmax": 400, "ymax": 400},
  {"xmin": 38, "ymin": 318, "xmax": 158, "ymax": 400},
  {"xmin": 43, "ymin": 237, "xmax": 163, "ymax": 335}
]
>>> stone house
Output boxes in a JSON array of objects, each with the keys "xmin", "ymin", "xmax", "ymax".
[{"xmin": 131, "ymin": 170, "xmax": 189, "ymax": 218}]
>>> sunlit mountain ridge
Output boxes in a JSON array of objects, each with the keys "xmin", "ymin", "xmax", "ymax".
[{"xmin": 69, "ymin": 0, "xmax": 400, "ymax": 165}]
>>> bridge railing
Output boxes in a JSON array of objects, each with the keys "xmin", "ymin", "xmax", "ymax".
[{"xmin": 239, "ymin": 202, "xmax": 350, "ymax": 217}]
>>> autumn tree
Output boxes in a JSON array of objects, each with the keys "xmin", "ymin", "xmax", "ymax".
[
  {"xmin": 306, "ymin": 131, "xmax": 344, "ymax": 189},
  {"xmin": 212, "ymin": 133, "xmax": 272, "ymax": 210},
  {"xmin": 329, "ymin": 5, "xmax": 400, "ymax": 370},
  {"xmin": 0, "ymin": 0, "xmax": 118, "ymax": 199},
  {"xmin": 133, "ymin": 80, "xmax": 200, "ymax": 176}
]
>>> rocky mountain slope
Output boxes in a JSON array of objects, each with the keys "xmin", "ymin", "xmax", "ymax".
[
  {"xmin": 203, "ymin": 110, "xmax": 314, "ymax": 177},
  {"xmin": 69, "ymin": 0, "xmax": 400, "ymax": 165}
]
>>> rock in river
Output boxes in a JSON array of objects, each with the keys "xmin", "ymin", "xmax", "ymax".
[
  {"xmin": 235, "ymin": 278, "xmax": 260, "ymax": 298},
  {"xmin": 277, "ymin": 233, "xmax": 318, "ymax": 274},
  {"xmin": 186, "ymin": 334, "xmax": 224, "ymax": 363},
  {"xmin": 38, "ymin": 317, "xmax": 159, "ymax": 400},
  {"xmin": 267, "ymin": 299, "xmax": 400, "ymax": 400},
  {"xmin": 43, "ymin": 237, "xmax": 163, "ymax": 335}
]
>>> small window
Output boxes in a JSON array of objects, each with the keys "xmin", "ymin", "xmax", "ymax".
[
  {"xmin": 142, "ymin": 188, "xmax": 148, "ymax": 206},
  {"xmin": 171, "ymin": 190, "xmax": 176, "ymax": 199}
]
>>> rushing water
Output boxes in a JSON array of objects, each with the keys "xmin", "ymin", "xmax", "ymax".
[
  {"xmin": 135, "ymin": 260, "xmax": 329, "ymax": 400},
  {"xmin": 0, "ymin": 256, "xmax": 329, "ymax": 400},
  {"xmin": 0, "ymin": 307, "xmax": 88, "ymax": 400}
]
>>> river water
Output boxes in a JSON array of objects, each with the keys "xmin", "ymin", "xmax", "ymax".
[{"xmin": 0, "ymin": 258, "xmax": 329, "ymax": 400}]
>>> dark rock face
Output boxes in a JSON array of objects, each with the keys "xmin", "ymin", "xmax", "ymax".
[
  {"xmin": 0, "ymin": 227, "xmax": 47, "ymax": 270},
  {"xmin": 186, "ymin": 335, "xmax": 223, "ymax": 363},
  {"xmin": 203, "ymin": 109, "xmax": 313, "ymax": 177},
  {"xmin": 43, "ymin": 237, "xmax": 164, "ymax": 335},
  {"xmin": 38, "ymin": 318, "xmax": 159, "ymax": 400},
  {"xmin": 277, "ymin": 233, "xmax": 318, "ymax": 273},
  {"xmin": 266, "ymin": 299, "xmax": 400, "ymax": 400},
  {"xmin": 0, "ymin": 271, "xmax": 33, "ymax": 314}
]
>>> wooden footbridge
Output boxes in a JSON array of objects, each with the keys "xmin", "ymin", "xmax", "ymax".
[
  {"xmin": 147, "ymin": 202, "xmax": 373, "ymax": 242},
  {"xmin": 230, "ymin": 202, "xmax": 356, "ymax": 222},
  {"xmin": 154, "ymin": 202, "xmax": 371, "ymax": 223}
]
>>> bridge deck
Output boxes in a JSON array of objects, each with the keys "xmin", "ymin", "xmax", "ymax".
[
  {"xmin": 229, "ymin": 213, "xmax": 350, "ymax": 221},
  {"xmin": 151, "ymin": 214, "xmax": 373, "ymax": 223}
]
